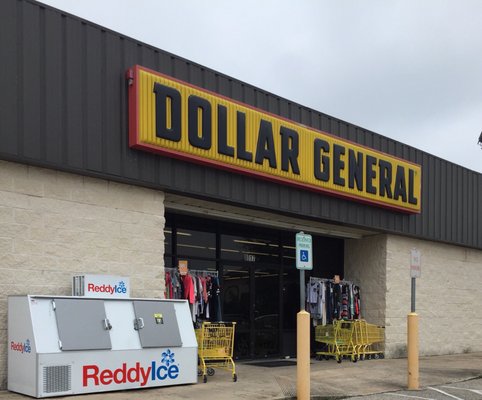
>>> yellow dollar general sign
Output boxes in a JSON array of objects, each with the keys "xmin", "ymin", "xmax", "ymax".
[{"xmin": 128, "ymin": 65, "xmax": 421, "ymax": 213}]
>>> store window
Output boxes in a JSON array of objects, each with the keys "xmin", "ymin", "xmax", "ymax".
[
  {"xmin": 220, "ymin": 234, "xmax": 280, "ymax": 264},
  {"xmin": 176, "ymin": 228, "xmax": 216, "ymax": 259}
]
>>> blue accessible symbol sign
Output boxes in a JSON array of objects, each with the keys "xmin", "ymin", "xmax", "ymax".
[{"xmin": 296, "ymin": 232, "xmax": 312, "ymax": 270}]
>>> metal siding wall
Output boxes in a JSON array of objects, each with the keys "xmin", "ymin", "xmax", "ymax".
[
  {"xmin": 0, "ymin": 0, "xmax": 18, "ymax": 155},
  {"xmin": 1, "ymin": 0, "xmax": 481, "ymax": 249},
  {"xmin": 85, "ymin": 25, "xmax": 102, "ymax": 172}
]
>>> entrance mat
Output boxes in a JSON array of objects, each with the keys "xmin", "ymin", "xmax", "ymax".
[{"xmin": 249, "ymin": 360, "xmax": 297, "ymax": 367}]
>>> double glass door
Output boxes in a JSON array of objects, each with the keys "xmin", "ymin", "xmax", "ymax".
[{"xmin": 223, "ymin": 263, "xmax": 288, "ymax": 358}]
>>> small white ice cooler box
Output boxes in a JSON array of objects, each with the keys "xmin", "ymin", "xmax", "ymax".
[{"xmin": 8, "ymin": 295, "xmax": 197, "ymax": 397}]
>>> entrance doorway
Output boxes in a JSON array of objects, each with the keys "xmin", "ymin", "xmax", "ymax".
[
  {"xmin": 164, "ymin": 212, "xmax": 344, "ymax": 359},
  {"xmin": 222, "ymin": 263, "xmax": 286, "ymax": 358}
]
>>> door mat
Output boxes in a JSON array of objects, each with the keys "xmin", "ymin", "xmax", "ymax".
[{"xmin": 249, "ymin": 360, "xmax": 297, "ymax": 367}]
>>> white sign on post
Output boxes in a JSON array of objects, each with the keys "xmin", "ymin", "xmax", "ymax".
[
  {"xmin": 410, "ymin": 249, "xmax": 421, "ymax": 278},
  {"xmin": 296, "ymin": 232, "xmax": 313, "ymax": 270}
]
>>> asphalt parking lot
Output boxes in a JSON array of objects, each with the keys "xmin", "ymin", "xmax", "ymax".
[{"xmin": 348, "ymin": 377, "xmax": 482, "ymax": 400}]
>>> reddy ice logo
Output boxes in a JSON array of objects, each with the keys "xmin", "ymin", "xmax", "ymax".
[
  {"xmin": 83, "ymin": 350, "xmax": 179, "ymax": 387},
  {"xmin": 87, "ymin": 280, "xmax": 127, "ymax": 295},
  {"xmin": 10, "ymin": 339, "xmax": 32, "ymax": 354}
]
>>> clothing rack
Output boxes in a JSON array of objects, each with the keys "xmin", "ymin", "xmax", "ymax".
[
  {"xmin": 164, "ymin": 267, "xmax": 222, "ymax": 323},
  {"xmin": 164, "ymin": 267, "xmax": 218, "ymax": 277},
  {"xmin": 309, "ymin": 276, "xmax": 353, "ymax": 285},
  {"xmin": 307, "ymin": 276, "xmax": 361, "ymax": 325}
]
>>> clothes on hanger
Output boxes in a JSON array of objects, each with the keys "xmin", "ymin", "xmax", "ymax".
[
  {"xmin": 164, "ymin": 267, "xmax": 221, "ymax": 322},
  {"xmin": 307, "ymin": 277, "xmax": 361, "ymax": 325}
]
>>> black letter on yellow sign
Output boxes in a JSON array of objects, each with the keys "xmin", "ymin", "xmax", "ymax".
[
  {"xmin": 188, "ymin": 95, "xmax": 212, "ymax": 150},
  {"xmin": 379, "ymin": 160, "xmax": 393, "ymax": 198},
  {"xmin": 408, "ymin": 169, "xmax": 418, "ymax": 205},
  {"xmin": 393, "ymin": 165, "xmax": 407, "ymax": 202},
  {"xmin": 255, "ymin": 120, "xmax": 277, "ymax": 168},
  {"xmin": 314, "ymin": 139, "xmax": 330, "ymax": 182},
  {"xmin": 366, "ymin": 156, "xmax": 377, "ymax": 194},
  {"xmin": 348, "ymin": 150, "xmax": 363, "ymax": 191},
  {"xmin": 217, "ymin": 105, "xmax": 234, "ymax": 157},
  {"xmin": 237, "ymin": 111, "xmax": 253, "ymax": 161},
  {"xmin": 333, "ymin": 144, "xmax": 345, "ymax": 187},
  {"xmin": 280, "ymin": 127, "xmax": 300, "ymax": 174},
  {"xmin": 153, "ymin": 82, "xmax": 181, "ymax": 142}
]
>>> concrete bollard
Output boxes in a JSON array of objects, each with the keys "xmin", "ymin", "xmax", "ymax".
[
  {"xmin": 297, "ymin": 310, "xmax": 310, "ymax": 400},
  {"xmin": 407, "ymin": 312, "xmax": 419, "ymax": 390}
]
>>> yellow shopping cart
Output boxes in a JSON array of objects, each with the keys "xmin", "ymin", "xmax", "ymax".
[
  {"xmin": 356, "ymin": 320, "xmax": 385, "ymax": 360},
  {"xmin": 315, "ymin": 320, "xmax": 357, "ymax": 363},
  {"xmin": 195, "ymin": 322, "xmax": 237, "ymax": 383},
  {"xmin": 315, "ymin": 319, "xmax": 385, "ymax": 362}
]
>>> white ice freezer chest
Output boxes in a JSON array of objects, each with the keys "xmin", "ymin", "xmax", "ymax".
[{"xmin": 8, "ymin": 295, "xmax": 197, "ymax": 398}]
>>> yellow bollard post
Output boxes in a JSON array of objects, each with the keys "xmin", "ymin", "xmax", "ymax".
[
  {"xmin": 297, "ymin": 310, "xmax": 310, "ymax": 400},
  {"xmin": 407, "ymin": 312, "xmax": 419, "ymax": 390}
]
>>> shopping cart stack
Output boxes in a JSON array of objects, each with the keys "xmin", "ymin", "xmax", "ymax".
[
  {"xmin": 315, "ymin": 320, "xmax": 357, "ymax": 363},
  {"xmin": 359, "ymin": 321, "xmax": 385, "ymax": 360},
  {"xmin": 195, "ymin": 322, "xmax": 237, "ymax": 383}
]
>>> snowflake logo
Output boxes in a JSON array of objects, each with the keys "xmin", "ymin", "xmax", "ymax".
[
  {"xmin": 118, "ymin": 281, "xmax": 126, "ymax": 289},
  {"xmin": 161, "ymin": 349, "xmax": 175, "ymax": 366}
]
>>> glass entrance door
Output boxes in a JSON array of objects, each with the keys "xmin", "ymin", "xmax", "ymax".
[
  {"xmin": 222, "ymin": 265, "xmax": 252, "ymax": 358},
  {"xmin": 222, "ymin": 262, "xmax": 281, "ymax": 358},
  {"xmin": 253, "ymin": 264, "xmax": 280, "ymax": 357}
]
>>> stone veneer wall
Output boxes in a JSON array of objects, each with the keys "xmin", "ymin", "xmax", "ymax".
[
  {"xmin": 344, "ymin": 235, "xmax": 387, "ymax": 327},
  {"xmin": 0, "ymin": 160, "xmax": 165, "ymax": 389},
  {"xmin": 386, "ymin": 234, "xmax": 482, "ymax": 358},
  {"xmin": 346, "ymin": 233, "xmax": 482, "ymax": 358}
]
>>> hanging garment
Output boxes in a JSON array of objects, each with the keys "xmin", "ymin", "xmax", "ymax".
[
  {"xmin": 209, "ymin": 276, "xmax": 222, "ymax": 322},
  {"xmin": 354, "ymin": 285, "xmax": 361, "ymax": 318},
  {"xmin": 182, "ymin": 274, "xmax": 195, "ymax": 304},
  {"xmin": 333, "ymin": 283, "xmax": 342, "ymax": 320},
  {"xmin": 349, "ymin": 284, "xmax": 355, "ymax": 319},
  {"xmin": 165, "ymin": 271, "xmax": 172, "ymax": 299},
  {"xmin": 307, "ymin": 281, "xmax": 321, "ymax": 319},
  {"xmin": 341, "ymin": 285, "xmax": 349, "ymax": 319},
  {"xmin": 325, "ymin": 283, "xmax": 333, "ymax": 324}
]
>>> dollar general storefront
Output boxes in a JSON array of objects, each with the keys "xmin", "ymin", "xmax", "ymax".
[{"xmin": 1, "ymin": 0, "xmax": 481, "ymax": 389}]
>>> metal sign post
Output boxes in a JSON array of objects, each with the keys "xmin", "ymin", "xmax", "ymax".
[
  {"xmin": 295, "ymin": 232, "xmax": 312, "ymax": 400},
  {"xmin": 410, "ymin": 249, "xmax": 421, "ymax": 312},
  {"xmin": 408, "ymin": 248, "xmax": 421, "ymax": 390}
]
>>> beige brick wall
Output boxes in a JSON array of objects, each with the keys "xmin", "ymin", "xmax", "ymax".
[
  {"xmin": 386, "ymin": 234, "xmax": 482, "ymax": 358},
  {"xmin": 344, "ymin": 235, "xmax": 387, "ymax": 326},
  {"xmin": 0, "ymin": 160, "xmax": 166, "ymax": 389},
  {"xmin": 346, "ymin": 233, "xmax": 482, "ymax": 358}
]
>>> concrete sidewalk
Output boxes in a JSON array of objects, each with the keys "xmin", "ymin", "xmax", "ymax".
[{"xmin": 1, "ymin": 352, "xmax": 481, "ymax": 399}]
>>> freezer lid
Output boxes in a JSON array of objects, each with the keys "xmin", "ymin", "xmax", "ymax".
[
  {"xmin": 132, "ymin": 301, "xmax": 182, "ymax": 348},
  {"xmin": 53, "ymin": 298, "xmax": 112, "ymax": 351}
]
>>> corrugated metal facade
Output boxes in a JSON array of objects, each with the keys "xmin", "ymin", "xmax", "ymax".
[{"xmin": 1, "ymin": 0, "xmax": 481, "ymax": 249}]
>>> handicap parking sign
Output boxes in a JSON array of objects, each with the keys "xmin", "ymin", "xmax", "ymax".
[{"xmin": 295, "ymin": 232, "xmax": 312, "ymax": 270}]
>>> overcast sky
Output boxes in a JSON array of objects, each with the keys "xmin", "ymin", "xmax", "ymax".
[{"xmin": 38, "ymin": 0, "xmax": 482, "ymax": 173}]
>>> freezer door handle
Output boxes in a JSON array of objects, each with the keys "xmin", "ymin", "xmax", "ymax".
[
  {"xmin": 134, "ymin": 317, "xmax": 144, "ymax": 330},
  {"xmin": 103, "ymin": 319, "xmax": 112, "ymax": 330}
]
